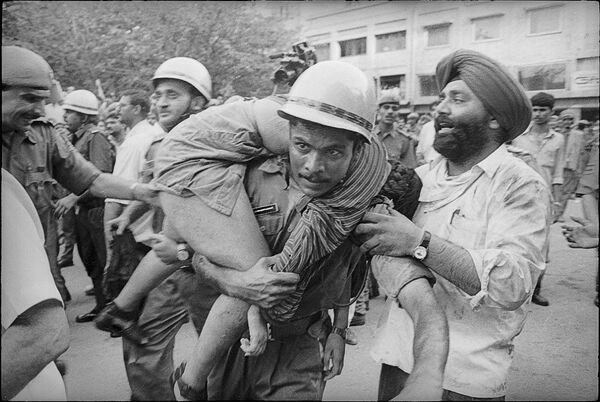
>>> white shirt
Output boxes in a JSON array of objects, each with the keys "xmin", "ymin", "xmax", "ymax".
[
  {"xmin": 415, "ymin": 120, "xmax": 440, "ymax": 165},
  {"xmin": 1, "ymin": 169, "xmax": 67, "ymax": 401},
  {"xmin": 371, "ymin": 145, "xmax": 551, "ymax": 398},
  {"xmin": 105, "ymin": 119, "xmax": 163, "ymax": 204}
]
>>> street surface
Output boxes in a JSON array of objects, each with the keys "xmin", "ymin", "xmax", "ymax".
[{"xmin": 59, "ymin": 199, "xmax": 598, "ymax": 400}]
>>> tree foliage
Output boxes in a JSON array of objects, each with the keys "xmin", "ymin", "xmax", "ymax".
[{"xmin": 2, "ymin": 1, "xmax": 298, "ymax": 98}]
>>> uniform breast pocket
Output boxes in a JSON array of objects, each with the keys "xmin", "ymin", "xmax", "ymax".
[
  {"xmin": 24, "ymin": 169, "xmax": 56, "ymax": 210},
  {"xmin": 447, "ymin": 211, "xmax": 486, "ymax": 248},
  {"xmin": 255, "ymin": 212, "xmax": 284, "ymax": 238}
]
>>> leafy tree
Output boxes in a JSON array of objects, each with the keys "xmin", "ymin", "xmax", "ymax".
[{"xmin": 2, "ymin": 1, "xmax": 298, "ymax": 99}]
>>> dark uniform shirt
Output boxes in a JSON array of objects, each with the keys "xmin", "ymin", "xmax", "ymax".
[
  {"xmin": 2, "ymin": 118, "xmax": 102, "ymax": 213},
  {"xmin": 244, "ymin": 155, "xmax": 367, "ymax": 321},
  {"xmin": 71, "ymin": 122, "xmax": 115, "ymax": 207},
  {"xmin": 375, "ymin": 123, "xmax": 418, "ymax": 169}
]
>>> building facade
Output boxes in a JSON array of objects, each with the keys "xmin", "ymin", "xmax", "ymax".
[{"xmin": 273, "ymin": 1, "xmax": 599, "ymax": 120}]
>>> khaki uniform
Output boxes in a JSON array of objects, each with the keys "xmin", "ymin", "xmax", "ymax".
[
  {"xmin": 2, "ymin": 118, "xmax": 100, "ymax": 302},
  {"xmin": 70, "ymin": 123, "xmax": 115, "ymax": 311}
]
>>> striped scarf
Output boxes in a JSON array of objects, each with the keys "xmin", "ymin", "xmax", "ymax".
[{"xmin": 265, "ymin": 136, "xmax": 390, "ymax": 322}]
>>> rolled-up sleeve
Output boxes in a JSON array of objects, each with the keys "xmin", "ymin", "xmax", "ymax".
[
  {"xmin": 466, "ymin": 176, "xmax": 550, "ymax": 310},
  {"xmin": 51, "ymin": 131, "xmax": 101, "ymax": 195},
  {"xmin": 371, "ymin": 255, "xmax": 435, "ymax": 299}
]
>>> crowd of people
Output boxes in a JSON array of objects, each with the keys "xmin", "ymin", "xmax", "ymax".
[{"xmin": 2, "ymin": 42, "xmax": 598, "ymax": 402}]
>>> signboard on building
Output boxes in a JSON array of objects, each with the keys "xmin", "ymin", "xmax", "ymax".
[{"xmin": 572, "ymin": 70, "xmax": 599, "ymax": 90}]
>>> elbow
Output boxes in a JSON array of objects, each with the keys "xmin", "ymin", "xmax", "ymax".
[{"xmin": 46, "ymin": 319, "xmax": 70, "ymax": 360}]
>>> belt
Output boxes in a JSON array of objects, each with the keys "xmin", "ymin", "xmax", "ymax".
[{"xmin": 268, "ymin": 312, "xmax": 324, "ymax": 341}]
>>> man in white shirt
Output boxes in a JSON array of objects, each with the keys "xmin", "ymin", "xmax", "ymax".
[
  {"xmin": 356, "ymin": 49, "xmax": 551, "ymax": 400},
  {"xmin": 103, "ymin": 89, "xmax": 163, "ymax": 301},
  {"xmin": 2, "ymin": 169, "xmax": 69, "ymax": 401}
]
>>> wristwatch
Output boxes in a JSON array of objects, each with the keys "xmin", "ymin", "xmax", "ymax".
[
  {"xmin": 176, "ymin": 243, "xmax": 192, "ymax": 262},
  {"xmin": 412, "ymin": 230, "xmax": 431, "ymax": 261},
  {"xmin": 331, "ymin": 326, "xmax": 347, "ymax": 340}
]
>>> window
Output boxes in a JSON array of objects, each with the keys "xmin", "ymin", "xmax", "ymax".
[
  {"xmin": 518, "ymin": 64, "xmax": 566, "ymax": 90},
  {"xmin": 380, "ymin": 75, "xmax": 406, "ymax": 99},
  {"xmin": 528, "ymin": 7, "xmax": 561, "ymax": 35},
  {"xmin": 314, "ymin": 43, "xmax": 330, "ymax": 62},
  {"xmin": 418, "ymin": 75, "xmax": 438, "ymax": 96},
  {"xmin": 339, "ymin": 37, "xmax": 367, "ymax": 57},
  {"xmin": 376, "ymin": 31, "xmax": 406, "ymax": 52},
  {"xmin": 473, "ymin": 15, "xmax": 501, "ymax": 41},
  {"xmin": 425, "ymin": 24, "xmax": 450, "ymax": 47}
]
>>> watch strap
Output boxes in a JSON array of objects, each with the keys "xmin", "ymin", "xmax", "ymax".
[
  {"xmin": 331, "ymin": 326, "xmax": 347, "ymax": 340},
  {"xmin": 420, "ymin": 230, "xmax": 431, "ymax": 249}
]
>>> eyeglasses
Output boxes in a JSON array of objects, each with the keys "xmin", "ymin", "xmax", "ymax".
[{"xmin": 381, "ymin": 104, "xmax": 400, "ymax": 111}]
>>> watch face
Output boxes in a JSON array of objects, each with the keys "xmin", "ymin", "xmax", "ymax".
[
  {"xmin": 177, "ymin": 249, "xmax": 190, "ymax": 261},
  {"xmin": 414, "ymin": 246, "xmax": 427, "ymax": 260}
]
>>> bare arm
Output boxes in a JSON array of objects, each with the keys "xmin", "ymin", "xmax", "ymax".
[
  {"xmin": 89, "ymin": 173, "xmax": 158, "ymax": 205},
  {"xmin": 423, "ymin": 234, "xmax": 480, "ymax": 295},
  {"xmin": 356, "ymin": 210, "xmax": 480, "ymax": 295},
  {"xmin": 393, "ymin": 278, "xmax": 448, "ymax": 401},
  {"xmin": 192, "ymin": 254, "xmax": 299, "ymax": 309},
  {"xmin": 1, "ymin": 299, "xmax": 69, "ymax": 400}
]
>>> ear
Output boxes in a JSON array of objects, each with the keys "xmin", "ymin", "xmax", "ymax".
[
  {"xmin": 488, "ymin": 118, "xmax": 500, "ymax": 130},
  {"xmin": 190, "ymin": 96, "xmax": 207, "ymax": 113},
  {"xmin": 133, "ymin": 104, "xmax": 142, "ymax": 115}
]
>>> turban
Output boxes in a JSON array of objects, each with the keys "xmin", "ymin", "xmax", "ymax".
[{"xmin": 436, "ymin": 49, "xmax": 531, "ymax": 141}]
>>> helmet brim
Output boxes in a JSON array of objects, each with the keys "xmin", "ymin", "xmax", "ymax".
[
  {"xmin": 152, "ymin": 74, "xmax": 211, "ymax": 103},
  {"xmin": 278, "ymin": 104, "xmax": 373, "ymax": 143}
]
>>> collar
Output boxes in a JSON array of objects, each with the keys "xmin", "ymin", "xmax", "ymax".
[
  {"xmin": 374, "ymin": 123, "xmax": 402, "ymax": 140},
  {"xmin": 73, "ymin": 123, "xmax": 95, "ymax": 140},
  {"xmin": 427, "ymin": 144, "xmax": 509, "ymax": 180},
  {"xmin": 522, "ymin": 124, "xmax": 558, "ymax": 140},
  {"xmin": 472, "ymin": 144, "xmax": 509, "ymax": 178}
]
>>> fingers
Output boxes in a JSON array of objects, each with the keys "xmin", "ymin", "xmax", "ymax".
[
  {"xmin": 360, "ymin": 212, "xmax": 387, "ymax": 224},
  {"xmin": 146, "ymin": 233, "xmax": 166, "ymax": 244},
  {"xmin": 359, "ymin": 238, "xmax": 379, "ymax": 255},
  {"xmin": 570, "ymin": 216, "xmax": 587, "ymax": 225}
]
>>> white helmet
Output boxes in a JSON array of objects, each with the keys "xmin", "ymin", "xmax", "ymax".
[
  {"xmin": 152, "ymin": 57, "xmax": 212, "ymax": 101},
  {"xmin": 63, "ymin": 89, "xmax": 99, "ymax": 115},
  {"xmin": 278, "ymin": 61, "xmax": 376, "ymax": 143}
]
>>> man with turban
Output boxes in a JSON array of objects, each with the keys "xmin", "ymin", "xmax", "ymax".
[
  {"xmin": 512, "ymin": 92, "xmax": 566, "ymax": 306},
  {"xmin": 356, "ymin": 49, "xmax": 551, "ymax": 400}
]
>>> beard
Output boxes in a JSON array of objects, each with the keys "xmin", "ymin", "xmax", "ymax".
[{"xmin": 433, "ymin": 116, "xmax": 490, "ymax": 163}]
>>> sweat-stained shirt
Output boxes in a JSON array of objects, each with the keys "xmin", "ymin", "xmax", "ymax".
[{"xmin": 371, "ymin": 145, "xmax": 551, "ymax": 398}]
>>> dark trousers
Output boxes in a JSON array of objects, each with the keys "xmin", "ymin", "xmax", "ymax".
[
  {"xmin": 124, "ymin": 269, "xmax": 219, "ymax": 401},
  {"xmin": 57, "ymin": 208, "xmax": 76, "ymax": 265},
  {"xmin": 208, "ymin": 313, "xmax": 331, "ymax": 400},
  {"xmin": 75, "ymin": 205, "xmax": 107, "ymax": 311},
  {"xmin": 38, "ymin": 206, "xmax": 69, "ymax": 302},
  {"xmin": 378, "ymin": 364, "xmax": 506, "ymax": 401}
]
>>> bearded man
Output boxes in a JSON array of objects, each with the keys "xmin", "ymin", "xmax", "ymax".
[{"xmin": 355, "ymin": 49, "xmax": 551, "ymax": 400}]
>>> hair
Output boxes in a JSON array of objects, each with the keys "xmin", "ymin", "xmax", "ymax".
[
  {"xmin": 121, "ymin": 89, "xmax": 150, "ymax": 115},
  {"xmin": 530, "ymin": 92, "xmax": 555, "ymax": 109}
]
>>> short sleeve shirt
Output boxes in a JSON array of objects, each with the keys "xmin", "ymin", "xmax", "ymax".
[
  {"xmin": 2, "ymin": 119, "xmax": 101, "ymax": 212},
  {"xmin": 374, "ymin": 124, "xmax": 418, "ymax": 169},
  {"xmin": 1, "ymin": 169, "xmax": 67, "ymax": 400}
]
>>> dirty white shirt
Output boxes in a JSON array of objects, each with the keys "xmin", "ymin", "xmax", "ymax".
[
  {"xmin": 371, "ymin": 145, "xmax": 550, "ymax": 398},
  {"xmin": 105, "ymin": 119, "xmax": 163, "ymax": 204},
  {"xmin": 1, "ymin": 169, "xmax": 67, "ymax": 401}
]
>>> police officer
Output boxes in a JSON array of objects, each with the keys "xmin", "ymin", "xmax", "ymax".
[
  {"xmin": 374, "ymin": 91, "xmax": 418, "ymax": 168},
  {"xmin": 2, "ymin": 45, "xmax": 158, "ymax": 309},
  {"xmin": 57, "ymin": 89, "xmax": 116, "ymax": 322},
  {"xmin": 96, "ymin": 57, "xmax": 220, "ymax": 400}
]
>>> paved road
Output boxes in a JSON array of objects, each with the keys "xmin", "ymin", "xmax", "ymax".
[{"xmin": 59, "ymin": 199, "xmax": 598, "ymax": 400}]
